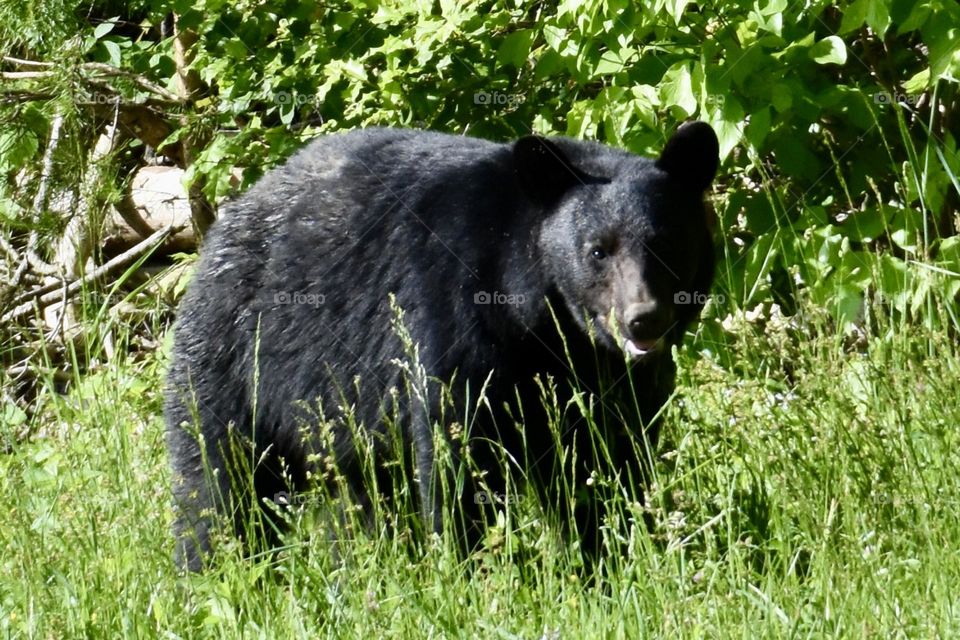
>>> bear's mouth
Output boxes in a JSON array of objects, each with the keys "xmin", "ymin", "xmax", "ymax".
[
  {"xmin": 588, "ymin": 310, "xmax": 663, "ymax": 361},
  {"xmin": 623, "ymin": 337, "xmax": 661, "ymax": 360}
]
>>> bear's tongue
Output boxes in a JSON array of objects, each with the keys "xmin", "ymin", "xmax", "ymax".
[{"xmin": 624, "ymin": 338, "xmax": 658, "ymax": 359}]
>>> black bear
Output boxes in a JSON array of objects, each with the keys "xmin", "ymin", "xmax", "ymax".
[{"xmin": 164, "ymin": 122, "xmax": 719, "ymax": 570}]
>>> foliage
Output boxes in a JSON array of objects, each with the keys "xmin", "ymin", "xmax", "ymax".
[{"xmin": 3, "ymin": 0, "xmax": 959, "ymax": 335}]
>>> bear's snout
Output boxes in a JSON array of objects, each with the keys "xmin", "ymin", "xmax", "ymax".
[{"xmin": 624, "ymin": 300, "xmax": 673, "ymax": 343}]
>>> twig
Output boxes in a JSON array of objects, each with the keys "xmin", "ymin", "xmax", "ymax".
[
  {"xmin": 114, "ymin": 185, "xmax": 155, "ymax": 239},
  {"xmin": 2, "ymin": 55, "xmax": 182, "ymax": 103},
  {"xmin": 31, "ymin": 112, "xmax": 65, "ymax": 233},
  {"xmin": 0, "ymin": 91, "xmax": 55, "ymax": 103},
  {"xmin": 19, "ymin": 111, "xmax": 65, "ymax": 279},
  {"xmin": 82, "ymin": 61, "xmax": 181, "ymax": 102},
  {"xmin": 2, "ymin": 56, "xmax": 54, "ymax": 68},
  {"xmin": 0, "ymin": 235, "xmax": 20, "ymax": 261},
  {"xmin": 23, "ymin": 251, "xmax": 58, "ymax": 277},
  {"xmin": 2, "ymin": 222, "xmax": 186, "ymax": 323},
  {"xmin": 9, "ymin": 276, "xmax": 66, "ymax": 307},
  {"xmin": 0, "ymin": 90, "xmax": 180, "ymax": 109},
  {"xmin": 0, "ymin": 71, "xmax": 53, "ymax": 80},
  {"xmin": 46, "ymin": 276, "xmax": 71, "ymax": 338},
  {"xmin": 6, "ymin": 362, "xmax": 72, "ymax": 384}
]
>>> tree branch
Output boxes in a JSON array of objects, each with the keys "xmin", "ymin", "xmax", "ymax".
[{"xmin": 2, "ymin": 222, "xmax": 186, "ymax": 323}]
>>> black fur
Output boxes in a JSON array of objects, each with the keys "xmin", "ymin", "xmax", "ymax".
[{"xmin": 164, "ymin": 124, "xmax": 719, "ymax": 570}]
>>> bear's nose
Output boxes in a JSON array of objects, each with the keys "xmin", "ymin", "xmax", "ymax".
[{"xmin": 624, "ymin": 301, "xmax": 670, "ymax": 340}]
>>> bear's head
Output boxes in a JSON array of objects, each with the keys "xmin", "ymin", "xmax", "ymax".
[{"xmin": 515, "ymin": 122, "xmax": 719, "ymax": 361}]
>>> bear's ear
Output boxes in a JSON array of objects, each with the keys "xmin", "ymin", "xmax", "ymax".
[
  {"xmin": 655, "ymin": 121, "xmax": 719, "ymax": 192},
  {"xmin": 513, "ymin": 136, "xmax": 583, "ymax": 204}
]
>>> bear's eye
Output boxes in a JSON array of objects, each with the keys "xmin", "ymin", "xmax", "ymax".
[{"xmin": 590, "ymin": 246, "xmax": 608, "ymax": 260}]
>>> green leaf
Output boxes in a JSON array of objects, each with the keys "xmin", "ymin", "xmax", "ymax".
[
  {"xmin": 864, "ymin": 0, "xmax": 892, "ymax": 35},
  {"xmin": 833, "ymin": 283, "xmax": 865, "ymax": 327},
  {"xmin": 280, "ymin": 102, "xmax": 295, "ymax": 125},
  {"xmin": 93, "ymin": 19, "xmax": 116, "ymax": 40},
  {"xmin": 659, "ymin": 63, "xmax": 696, "ymax": 117},
  {"xmin": 103, "ymin": 40, "xmax": 122, "ymax": 67},
  {"xmin": 667, "ymin": 0, "xmax": 693, "ymax": 25},
  {"xmin": 875, "ymin": 254, "xmax": 910, "ymax": 306},
  {"xmin": 497, "ymin": 30, "xmax": 534, "ymax": 68},
  {"xmin": 839, "ymin": 0, "xmax": 868, "ymax": 34},
  {"xmin": 839, "ymin": 207, "xmax": 888, "ymax": 242},
  {"xmin": 742, "ymin": 232, "xmax": 778, "ymax": 307},
  {"xmin": 0, "ymin": 129, "xmax": 39, "ymax": 170},
  {"xmin": 543, "ymin": 24, "xmax": 567, "ymax": 51},
  {"xmin": 771, "ymin": 83, "xmax": 793, "ymax": 112},
  {"xmin": 566, "ymin": 99, "xmax": 598, "ymax": 139},
  {"xmin": 810, "ymin": 36, "xmax": 847, "ymax": 65},
  {"xmin": 745, "ymin": 107, "xmax": 771, "ymax": 150},
  {"xmin": 742, "ymin": 192, "xmax": 776, "ymax": 233},
  {"xmin": 756, "ymin": 0, "xmax": 788, "ymax": 16},
  {"xmin": 922, "ymin": 11, "xmax": 960, "ymax": 80},
  {"xmin": 1, "ymin": 403, "xmax": 27, "ymax": 429},
  {"xmin": 629, "ymin": 85, "xmax": 659, "ymax": 129},
  {"xmin": 594, "ymin": 49, "xmax": 629, "ymax": 75},
  {"xmin": 935, "ymin": 236, "xmax": 960, "ymax": 274},
  {"xmin": 890, "ymin": 228, "xmax": 918, "ymax": 252},
  {"xmin": 711, "ymin": 96, "xmax": 745, "ymax": 159},
  {"xmin": 896, "ymin": 0, "xmax": 931, "ymax": 33},
  {"xmin": 904, "ymin": 68, "xmax": 930, "ymax": 92}
]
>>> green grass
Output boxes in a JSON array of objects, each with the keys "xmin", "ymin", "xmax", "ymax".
[{"xmin": 1, "ymin": 313, "xmax": 959, "ymax": 638}]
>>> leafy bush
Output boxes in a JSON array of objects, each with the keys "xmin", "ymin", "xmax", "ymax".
[{"xmin": 2, "ymin": 0, "xmax": 959, "ymax": 333}]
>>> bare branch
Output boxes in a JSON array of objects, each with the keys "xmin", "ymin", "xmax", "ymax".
[
  {"xmin": 2, "ymin": 55, "xmax": 183, "ymax": 104},
  {"xmin": 31, "ymin": 112, "xmax": 64, "ymax": 225},
  {"xmin": 2, "ymin": 222, "xmax": 186, "ymax": 323},
  {"xmin": 11, "ymin": 112, "xmax": 66, "ymax": 283},
  {"xmin": 82, "ymin": 61, "xmax": 181, "ymax": 103},
  {"xmin": 0, "ymin": 235, "xmax": 20, "ymax": 262},
  {"xmin": 0, "ymin": 71, "xmax": 54, "ymax": 80},
  {"xmin": 1, "ymin": 56, "xmax": 54, "ymax": 68},
  {"xmin": 0, "ymin": 91, "xmax": 55, "ymax": 103},
  {"xmin": 114, "ymin": 185, "xmax": 156, "ymax": 239}
]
